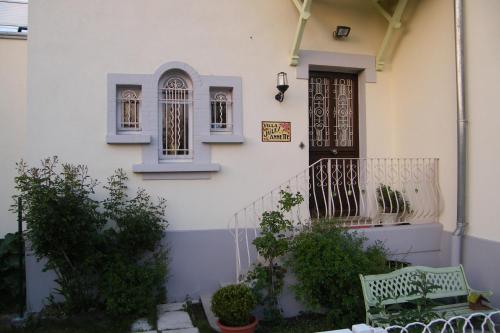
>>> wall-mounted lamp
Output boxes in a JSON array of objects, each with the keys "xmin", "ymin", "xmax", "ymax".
[
  {"xmin": 333, "ymin": 25, "xmax": 351, "ymax": 39},
  {"xmin": 275, "ymin": 72, "xmax": 289, "ymax": 102}
]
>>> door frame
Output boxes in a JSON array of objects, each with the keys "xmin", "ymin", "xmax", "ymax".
[{"xmin": 295, "ymin": 50, "xmax": 376, "ymax": 160}]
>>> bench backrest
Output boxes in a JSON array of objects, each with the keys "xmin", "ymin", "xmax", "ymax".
[{"xmin": 360, "ymin": 265, "xmax": 470, "ymax": 308}]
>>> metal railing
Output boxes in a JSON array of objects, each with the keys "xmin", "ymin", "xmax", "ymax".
[
  {"xmin": 386, "ymin": 311, "xmax": 500, "ymax": 333},
  {"xmin": 228, "ymin": 157, "xmax": 440, "ymax": 282}
]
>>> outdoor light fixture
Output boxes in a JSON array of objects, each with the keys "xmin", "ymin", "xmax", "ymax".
[
  {"xmin": 275, "ymin": 72, "xmax": 289, "ymax": 102},
  {"xmin": 333, "ymin": 26, "xmax": 351, "ymax": 39}
]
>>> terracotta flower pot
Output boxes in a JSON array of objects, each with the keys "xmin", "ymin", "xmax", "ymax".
[{"xmin": 216, "ymin": 317, "xmax": 258, "ymax": 333}]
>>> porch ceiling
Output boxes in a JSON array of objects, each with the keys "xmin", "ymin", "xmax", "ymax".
[{"xmin": 289, "ymin": 0, "xmax": 410, "ymax": 71}]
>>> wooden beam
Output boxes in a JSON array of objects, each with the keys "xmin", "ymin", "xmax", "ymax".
[
  {"xmin": 289, "ymin": 0, "xmax": 313, "ymax": 66},
  {"xmin": 373, "ymin": 0, "xmax": 408, "ymax": 71}
]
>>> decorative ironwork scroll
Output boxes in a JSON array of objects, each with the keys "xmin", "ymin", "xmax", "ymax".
[
  {"xmin": 309, "ymin": 77, "xmax": 330, "ymax": 147},
  {"xmin": 160, "ymin": 76, "xmax": 191, "ymax": 156}
]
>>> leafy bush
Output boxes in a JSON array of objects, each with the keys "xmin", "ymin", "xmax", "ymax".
[
  {"xmin": 0, "ymin": 232, "xmax": 25, "ymax": 313},
  {"xmin": 13, "ymin": 157, "xmax": 168, "ymax": 316},
  {"xmin": 287, "ymin": 219, "xmax": 389, "ymax": 327},
  {"xmin": 247, "ymin": 190, "xmax": 303, "ymax": 323},
  {"xmin": 14, "ymin": 157, "xmax": 105, "ymax": 313},
  {"xmin": 211, "ymin": 284, "xmax": 257, "ymax": 327},
  {"xmin": 100, "ymin": 253, "xmax": 166, "ymax": 316},
  {"xmin": 99, "ymin": 170, "xmax": 167, "ymax": 316}
]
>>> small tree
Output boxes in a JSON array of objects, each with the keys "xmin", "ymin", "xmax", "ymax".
[
  {"xmin": 248, "ymin": 190, "xmax": 303, "ymax": 323},
  {"xmin": 14, "ymin": 157, "xmax": 105, "ymax": 312}
]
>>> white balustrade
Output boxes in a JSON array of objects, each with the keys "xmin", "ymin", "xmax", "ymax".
[{"xmin": 229, "ymin": 158, "xmax": 440, "ymax": 282}]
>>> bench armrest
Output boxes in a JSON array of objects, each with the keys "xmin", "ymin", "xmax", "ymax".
[{"xmin": 469, "ymin": 289, "xmax": 493, "ymax": 298}]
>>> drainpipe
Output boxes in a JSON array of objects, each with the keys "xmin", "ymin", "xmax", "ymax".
[{"xmin": 451, "ymin": 0, "xmax": 467, "ymax": 266}]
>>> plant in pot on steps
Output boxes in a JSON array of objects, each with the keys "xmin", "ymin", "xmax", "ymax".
[
  {"xmin": 376, "ymin": 184, "xmax": 410, "ymax": 224},
  {"xmin": 211, "ymin": 284, "xmax": 258, "ymax": 333}
]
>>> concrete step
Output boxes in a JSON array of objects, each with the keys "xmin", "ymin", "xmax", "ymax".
[
  {"xmin": 161, "ymin": 328, "xmax": 199, "ymax": 333},
  {"xmin": 157, "ymin": 311, "xmax": 194, "ymax": 331},
  {"xmin": 132, "ymin": 302, "xmax": 200, "ymax": 333},
  {"xmin": 200, "ymin": 294, "xmax": 220, "ymax": 332},
  {"xmin": 157, "ymin": 302, "xmax": 185, "ymax": 313}
]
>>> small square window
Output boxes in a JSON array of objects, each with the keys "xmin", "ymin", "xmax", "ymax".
[
  {"xmin": 117, "ymin": 85, "xmax": 141, "ymax": 132},
  {"xmin": 210, "ymin": 87, "xmax": 233, "ymax": 132}
]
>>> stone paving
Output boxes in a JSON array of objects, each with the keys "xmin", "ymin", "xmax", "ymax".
[{"xmin": 131, "ymin": 302, "xmax": 199, "ymax": 333}]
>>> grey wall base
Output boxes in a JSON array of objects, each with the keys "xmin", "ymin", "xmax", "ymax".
[
  {"xmin": 25, "ymin": 251, "xmax": 59, "ymax": 313},
  {"xmin": 462, "ymin": 234, "xmax": 500, "ymax": 307},
  {"xmin": 435, "ymin": 231, "xmax": 500, "ymax": 308},
  {"xmin": 25, "ymin": 224, "xmax": 500, "ymax": 315}
]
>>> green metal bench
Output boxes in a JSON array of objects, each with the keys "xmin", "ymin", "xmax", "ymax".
[{"xmin": 360, "ymin": 265, "xmax": 498, "ymax": 327}]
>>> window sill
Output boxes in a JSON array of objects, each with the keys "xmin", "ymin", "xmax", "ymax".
[
  {"xmin": 200, "ymin": 135, "xmax": 244, "ymax": 143},
  {"xmin": 132, "ymin": 162, "xmax": 221, "ymax": 173},
  {"xmin": 106, "ymin": 134, "xmax": 151, "ymax": 144}
]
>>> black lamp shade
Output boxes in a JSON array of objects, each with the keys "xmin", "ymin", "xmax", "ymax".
[
  {"xmin": 275, "ymin": 72, "xmax": 289, "ymax": 102},
  {"xmin": 277, "ymin": 72, "xmax": 288, "ymax": 87}
]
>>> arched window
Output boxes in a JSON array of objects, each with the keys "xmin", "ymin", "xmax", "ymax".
[
  {"xmin": 107, "ymin": 62, "xmax": 243, "ymax": 175},
  {"xmin": 119, "ymin": 89, "xmax": 140, "ymax": 130},
  {"xmin": 210, "ymin": 88, "xmax": 233, "ymax": 132},
  {"xmin": 159, "ymin": 74, "xmax": 192, "ymax": 158}
]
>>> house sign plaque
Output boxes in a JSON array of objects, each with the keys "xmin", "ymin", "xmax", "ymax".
[{"xmin": 261, "ymin": 121, "xmax": 291, "ymax": 142}]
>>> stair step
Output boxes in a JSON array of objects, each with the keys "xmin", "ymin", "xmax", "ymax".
[
  {"xmin": 157, "ymin": 311, "xmax": 194, "ymax": 331},
  {"xmin": 162, "ymin": 328, "xmax": 199, "ymax": 333}
]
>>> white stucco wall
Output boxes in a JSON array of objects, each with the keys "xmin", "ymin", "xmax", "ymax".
[
  {"xmin": 390, "ymin": 0, "xmax": 500, "ymax": 243},
  {"xmin": 0, "ymin": 37, "xmax": 27, "ymax": 237},
  {"xmin": 26, "ymin": 0, "xmax": 397, "ymax": 231},
  {"xmin": 465, "ymin": 0, "xmax": 500, "ymax": 241},
  {"xmin": 17, "ymin": 0, "xmax": 499, "ymax": 239},
  {"xmin": 389, "ymin": 0, "xmax": 457, "ymax": 234}
]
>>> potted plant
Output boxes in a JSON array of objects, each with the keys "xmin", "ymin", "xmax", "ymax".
[
  {"xmin": 468, "ymin": 291, "xmax": 491, "ymax": 310},
  {"xmin": 211, "ymin": 284, "xmax": 258, "ymax": 333},
  {"xmin": 376, "ymin": 184, "xmax": 410, "ymax": 224}
]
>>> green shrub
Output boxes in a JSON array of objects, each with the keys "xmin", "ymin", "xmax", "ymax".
[
  {"xmin": 100, "ymin": 170, "xmax": 168, "ymax": 317},
  {"xmin": 13, "ymin": 158, "xmax": 168, "ymax": 317},
  {"xmin": 0, "ymin": 232, "xmax": 25, "ymax": 313},
  {"xmin": 100, "ymin": 253, "xmax": 166, "ymax": 317},
  {"xmin": 211, "ymin": 284, "xmax": 257, "ymax": 327},
  {"xmin": 287, "ymin": 219, "xmax": 389, "ymax": 327},
  {"xmin": 14, "ymin": 157, "xmax": 105, "ymax": 313}
]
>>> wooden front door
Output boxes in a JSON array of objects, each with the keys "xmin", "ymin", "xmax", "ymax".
[{"xmin": 308, "ymin": 72, "xmax": 360, "ymax": 218}]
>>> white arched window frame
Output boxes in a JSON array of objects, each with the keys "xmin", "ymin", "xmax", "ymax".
[
  {"xmin": 210, "ymin": 88, "xmax": 233, "ymax": 132},
  {"xmin": 159, "ymin": 73, "xmax": 193, "ymax": 160},
  {"xmin": 118, "ymin": 89, "xmax": 141, "ymax": 131}
]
